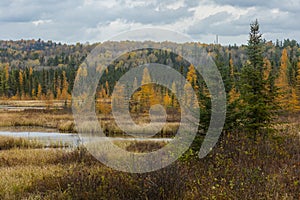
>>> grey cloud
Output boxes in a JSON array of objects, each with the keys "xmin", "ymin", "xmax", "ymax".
[
  {"xmin": 210, "ymin": 0, "xmax": 272, "ymax": 8},
  {"xmin": 211, "ymin": 0, "xmax": 300, "ymax": 13},
  {"xmin": 188, "ymin": 12, "xmax": 248, "ymax": 36},
  {"xmin": 0, "ymin": 0, "xmax": 300, "ymax": 44},
  {"xmin": 187, "ymin": 3, "xmax": 300, "ymax": 40}
]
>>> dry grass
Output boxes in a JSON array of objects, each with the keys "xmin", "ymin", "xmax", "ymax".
[
  {"xmin": 0, "ymin": 109, "xmax": 75, "ymax": 132},
  {"xmin": 0, "ymin": 136, "xmax": 72, "ymax": 150},
  {"xmin": 125, "ymin": 141, "xmax": 167, "ymax": 153},
  {"xmin": 0, "ymin": 100, "xmax": 70, "ymax": 108},
  {"xmin": 0, "ymin": 136, "xmax": 43, "ymax": 150},
  {"xmin": 0, "ymin": 129, "xmax": 298, "ymax": 199}
]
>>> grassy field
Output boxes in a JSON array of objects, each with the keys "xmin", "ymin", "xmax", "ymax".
[
  {"xmin": 0, "ymin": 100, "xmax": 299, "ymax": 199},
  {"xmin": 0, "ymin": 127, "xmax": 299, "ymax": 199}
]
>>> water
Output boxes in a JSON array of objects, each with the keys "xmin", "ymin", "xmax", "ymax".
[
  {"xmin": 0, "ymin": 131, "xmax": 80, "ymax": 147},
  {"xmin": 0, "ymin": 105, "xmax": 48, "ymax": 111},
  {"xmin": 0, "ymin": 131, "xmax": 173, "ymax": 147}
]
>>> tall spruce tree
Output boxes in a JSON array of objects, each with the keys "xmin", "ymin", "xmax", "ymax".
[{"xmin": 239, "ymin": 19, "xmax": 278, "ymax": 139}]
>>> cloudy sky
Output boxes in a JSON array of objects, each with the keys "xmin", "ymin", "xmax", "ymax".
[{"xmin": 0, "ymin": 0, "xmax": 299, "ymax": 45}]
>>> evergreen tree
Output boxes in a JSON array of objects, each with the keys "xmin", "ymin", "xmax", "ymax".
[{"xmin": 238, "ymin": 19, "xmax": 278, "ymax": 139}]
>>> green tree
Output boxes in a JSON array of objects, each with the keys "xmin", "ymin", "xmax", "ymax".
[{"xmin": 238, "ymin": 19, "xmax": 278, "ymax": 140}]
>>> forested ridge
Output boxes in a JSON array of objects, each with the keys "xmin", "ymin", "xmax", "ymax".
[{"xmin": 1, "ymin": 33, "xmax": 300, "ymax": 114}]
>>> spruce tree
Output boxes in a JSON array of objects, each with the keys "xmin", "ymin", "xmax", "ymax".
[{"xmin": 238, "ymin": 19, "xmax": 278, "ymax": 139}]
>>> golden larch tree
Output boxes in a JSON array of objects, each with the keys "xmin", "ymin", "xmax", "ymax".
[
  {"xmin": 61, "ymin": 71, "xmax": 69, "ymax": 101},
  {"xmin": 228, "ymin": 58, "xmax": 240, "ymax": 103},
  {"xmin": 275, "ymin": 48, "xmax": 291, "ymax": 109},
  {"xmin": 37, "ymin": 84, "xmax": 42, "ymax": 100}
]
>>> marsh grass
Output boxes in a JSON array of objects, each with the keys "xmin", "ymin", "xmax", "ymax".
[
  {"xmin": 0, "ymin": 136, "xmax": 72, "ymax": 150},
  {"xmin": 0, "ymin": 110, "xmax": 74, "ymax": 132},
  {"xmin": 0, "ymin": 128, "xmax": 298, "ymax": 199},
  {"xmin": 0, "ymin": 136, "xmax": 43, "ymax": 150},
  {"xmin": 125, "ymin": 141, "xmax": 167, "ymax": 153}
]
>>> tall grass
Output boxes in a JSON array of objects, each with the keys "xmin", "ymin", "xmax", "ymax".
[
  {"xmin": 0, "ymin": 129, "xmax": 298, "ymax": 199},
  {"xmin": 0, "ymin": 136, "xmax": 43, "ymax": 150}
]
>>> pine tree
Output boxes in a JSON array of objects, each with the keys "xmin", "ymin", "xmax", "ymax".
[{"xmin": 238, "ymin": 19, "xmax": 278, "ymax": 139}]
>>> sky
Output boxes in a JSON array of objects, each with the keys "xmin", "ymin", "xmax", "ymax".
[{"xmin": 0, "ymin": 0, "xmax": 300, "ymax": 45}]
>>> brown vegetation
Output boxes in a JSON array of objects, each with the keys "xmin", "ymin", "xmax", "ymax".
[{"xmin": 0, "ymin": 123, "xmax": 298, "ymax": 199}]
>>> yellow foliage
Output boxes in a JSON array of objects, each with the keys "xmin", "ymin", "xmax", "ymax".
[
  {"xmin": 263, "ymin": 57, "xmax": 271, "ymax": 81},
  {"xmin": 275, "ymin": 48, "xmax": 291, "ymax": 109},
  {"xmin": 289, "ymin": 88, "xmax": 300, "ymax": 111},
  {"xmin": 186, "ymin": 65, "xmax": 197, "ymax": 89},
  {"xmin": 37, "ymin": 84, "xmax": 42, "ymax": 100},
  {"xmin": 229, "ymin": 58, "xmax": 240, "ymax": 103},
  {"xmin": 61, "ymin": 71, "xmax": 69, "ymax": 100},
  {"xmin": 163, "ymin": 92, "xmax": 172, "ymax": 107}
]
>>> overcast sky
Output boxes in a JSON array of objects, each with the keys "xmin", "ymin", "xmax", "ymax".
[{"xmin": 0, "ymin": 0, "xmax": 299, "ymax": 45}]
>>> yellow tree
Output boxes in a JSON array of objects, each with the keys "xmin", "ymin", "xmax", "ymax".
[
  {"xmin": 61, "ymin": 71, "xmax": 69, "ymax": 101},
  {"xmin": 263, "ymin": 57, "xmax": 272, "ymax": 81},
  {"xmin": 163, "ymin": 91, "xmax": 172, "ymax": 107},
  {"xmin": 276, "ymin": 48, "xmax": 291, "ymax": 109},
  {"xmin": 105, "ymin": 81, "xmax": 110, "ymax": 97},
  {"xmin": 186, "ymin": 64, "xmax": 198, "ymax": 89},
  {"xmin": 4, "ymin": 64, "xmax": 9, "ymax": 80},
  {"xmin": 290, "ymin": 88, "xmax": 299, "ymax": 111},
  {"xmin": 37, "ymin": 84, "xmax": 42, "ymax": 100},
  {"xmin": 112, "ymin": 83, "xmax": 125, "ymax": 111},
  {"xmin": 186, "ymin": 64, "xmax": 200, "ymax": 108},
  {"xmin": 141, "ymin": 67, "xmax": 151, "ymax": 85},
  {"xmin": 31, "ymin": 89, "xmax": 36, "ymax": 99},
  {"xmin": 56, "ymin": 82, "xmax": 61, "ymax": 100},
  {"xmin": 97, "ymin": 101, "xmax": 111, "ymax": 115},
  {"xmin": 46, "ymin": 89, "xmax": 54, "ymax": 109},
  {"xmin": 183, "ymin": 82, "xmax": 196, "ymax": 108},
  {"xmin": 228, "ymin": 58, "xmax": 240, "ymax": 103},
  {"xmin": 140, "ymin": 67, "xmax": 158, "ymax": 112},
  {"xmin": 130, "ymin": 77, "xmax": 139, "ymax": 113},
  {"xmin": 29, "ymin": 67, "xmax": 33, "ymax": 76},
  {"xmin": 171, "ymin": 81, "xmax": 179, "ymax": 109},
  {"xmin": 131, "ymin": 67, "xmax": 159, "ymax": 113},
  {"xmin": 19, "ymin": 70, "xmax": 24, "ymax": 99},
  {"xmin": 294, "ymin": 61, "xmax": 300, "ymax": 110},
  {"xmin": 101, "ymin": 86, "xmax": 108, "ymax": 98}
]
